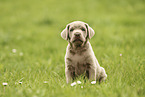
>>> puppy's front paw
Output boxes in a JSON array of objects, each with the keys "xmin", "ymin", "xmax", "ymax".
[
  {"xmin": 91, "ymin": 81, "xmax": 96, "ymax": 84},
  {"xmin": 71, "ymin": 82, "xmax": 77, "ymax": 86}
]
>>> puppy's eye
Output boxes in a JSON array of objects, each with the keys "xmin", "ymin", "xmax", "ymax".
[
  {"xmin": 70, "ymin": 28, "xmax": 74, "ymax": 32},
  {"xmin": 81, "ymin": 28, "xmax": 86, "ymax": 31}
]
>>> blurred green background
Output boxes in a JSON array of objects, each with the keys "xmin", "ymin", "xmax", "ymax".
[{"xmin": 0, "ymin": 0, "xmax": 144, "ymax": 97}]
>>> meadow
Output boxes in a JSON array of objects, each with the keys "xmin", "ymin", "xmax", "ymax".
[{"xmin": 0, "ymin": 0, "xmax": 144, "ymax": 97}]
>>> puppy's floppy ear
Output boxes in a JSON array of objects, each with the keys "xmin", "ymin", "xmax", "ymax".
[
  {"xmin": 85, "ymin": 24, "xmax": 95, "ymax": 39},
  {"xmin": 61, "ymin": 24, "xmax": 70, "ymax": 40}
]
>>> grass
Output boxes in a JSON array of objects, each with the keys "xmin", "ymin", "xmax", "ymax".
[{"xmin": 0, "ymin": 0, "xmax": 145, "ymax": 97}]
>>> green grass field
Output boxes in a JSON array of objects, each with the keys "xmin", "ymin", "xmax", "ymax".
[{"xmin": 0, "ymin": 0, "xmax": 145, "ymax": 97}]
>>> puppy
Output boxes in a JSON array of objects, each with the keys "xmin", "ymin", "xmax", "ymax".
[{"xmin": 61, "ymin": 21, "xmax": 107, "ymax": 83}]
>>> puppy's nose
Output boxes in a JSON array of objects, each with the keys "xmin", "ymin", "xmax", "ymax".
[{"xmin": 74, "ymin": 32, "xmax": 81, "ymax": 37}]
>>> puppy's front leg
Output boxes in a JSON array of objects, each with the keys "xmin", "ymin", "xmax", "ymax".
[
  {"xmin": 65, "ymin": 65, "xmax": 75, "ymax": 84},
  {"xmin": 65, "ymin": 69, "xmax": 72, "ymax": 83},
  {"xmin": 88, "ymin": 66, "xmax": 96, "ymax": 81}
]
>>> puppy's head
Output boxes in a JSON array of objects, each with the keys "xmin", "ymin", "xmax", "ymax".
[{"xmin": 61, "ymin": 21, "xmax": 95, "ymax": 47}]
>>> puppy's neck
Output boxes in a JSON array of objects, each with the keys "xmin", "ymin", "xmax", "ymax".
[{"xmin": 68, "ymin": 41, "xmax": 89, "ymax": 54}]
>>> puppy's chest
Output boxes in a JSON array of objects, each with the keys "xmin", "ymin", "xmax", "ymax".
[
  {"xmin": 71, "ymin": 54, "xmax": 86, "ymax": 65},
  {"xmin": 69, "ymin": 54, "xmax": 91, "ymax": 75}
]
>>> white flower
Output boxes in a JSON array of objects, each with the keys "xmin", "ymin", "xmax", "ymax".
[
  {"xmin": 120, "ymin": 54, "xmax": 122, "ymax": 56},
  {"xmin": 3, "ymin": 83, "xmax": 8, "ymax": 86},
  {"xmin": 19, "ymin": 82, "xmax": 22, "ymax": 84},
  {"xmin": 71, "ymin": 82, "xmax": 77, "ymax": 86},
  {"xmin": 12, "ymin": 49, "xmax": 17, "ymax": 53},
  {"xmin": 19, "ymin": 52, "xmax": 23, "ymax": 56},
  {"xmin": 43, "ymin": 81, "xmax": 48, "ymax": 83},
  {"xmin": 77, "ymin": 81, "xmax": 82, "ymax": 84},
  {"xmin": 81, "ymin": 86, "xmax": 83, "ymax": 88},
  {"xmin": 91, "ymin": 81, "xmax": 96, "ymax": 84}
]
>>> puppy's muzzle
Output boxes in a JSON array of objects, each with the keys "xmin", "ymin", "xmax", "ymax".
[
  {"xmin": 74, "ymin": 32, "xmax": 81, "ymax": 37},
  {"xmin": 73, "ymin": 32, "xmax": 83, "ymax": 42}
]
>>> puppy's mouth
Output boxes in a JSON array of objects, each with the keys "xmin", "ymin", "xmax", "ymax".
[{"xmin": 73, "ymin": 38, "xmax": 83, "ymax": 43}]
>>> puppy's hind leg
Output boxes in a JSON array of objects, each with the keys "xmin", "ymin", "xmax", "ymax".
[{"xmin": 99, "ymin": 67, "xmax": 107, "ymax": 83}]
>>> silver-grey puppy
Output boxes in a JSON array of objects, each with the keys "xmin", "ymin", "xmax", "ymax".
[{"xmin": 61, "ymin": 21, "xmax": 107, "ymax": 84}]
